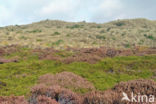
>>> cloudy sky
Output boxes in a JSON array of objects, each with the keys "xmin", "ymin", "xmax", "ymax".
[{"xmin": 0, "ymin": 0, "xmax": 156, "ymax": 26}]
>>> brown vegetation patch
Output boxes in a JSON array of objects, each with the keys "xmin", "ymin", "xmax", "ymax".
[
  {"xmin": 0, "ymin": 58, "xmax": 18, "ymax": 64},
  {"xmin": 36, "ymin": 95, "xmax": 59, "ymax": 104},
  {"xmin": 83, "ymin": 90, "xmax": 121, "ymax": 104},
  {"xmin": 30, "ymin": 84, "xmax": 82, "ymax": 104},
  {"xmin": 0, "ymin": 49, "xmax": 5, "ymax": 56},
  {"xmin": 37, "ymin": 47, "xmax": 156, "ymax": 64},
  {"xmin": 38, "ymin": 72, "xmax": 95, "ymax": 91},
  {"xmin": 113, "ymin": 79, "xmax": 156, "ymax": 96},
  {"xmin": 83, "ymin": 79, "xmax": 156, "ymax": 104},
  {"xmin": 0, "ymin": 96, "xmax": 28, "ymax": 104},
  {"xmin": 0, "ymin": 45, "xmax": 20, "ymax": 56},
  {"xmin": 1, "ymin": 79, "xmax": 156, "ymax": 104}
]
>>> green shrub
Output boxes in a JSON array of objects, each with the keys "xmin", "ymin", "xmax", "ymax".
[
  {"xmin": 53, "ymin": 32, "xmax": 60, "ymax": 36},
  {"xmin": 97, "ymin": 25, "xmax": 102, "ymax": 28},
  {"xmin": 106, "ymin": 27, "xmax": 111, "ymax": 31},
  {"xmin": 27, "ymin": 29, "xmax": 42, "ymax": 33},
  {"xmin": 121, "ymin": 33, "xmax": 125, "ymax": 36},
  {"xmin": 124, "ymin": 43, "xmax": 131, "ymax": 48},
  {"xmin": 100, "ymin": 30, "xmax": 105, "ymax": 33},
  {"xmin": 19, "ymin": 36, "xmax": 28, "ymax": 40},
  {"xmin": 144, "ymin": 34, "xmax": 155, "ymax": 40},
  {"xmin": 36, "ymin": 39, "xmax": 42, "ymax": 42},
  {"xmin": 66, "ymin": 24, "xmax": 83, "ymax": 29},
  {"xmin": 96, "ymin": 35, "xmax": 106, "ymax": 40},
  {"xmin": 52, "ymin": 40, "xmax": 64, "ymax": 46},
  {"xmin": 114, "ymin": 21, "xmax": 125, "ymax": 26},
  {"xmin": 66, "ymin": 34, "xmax": 71, "ymax": 37}
]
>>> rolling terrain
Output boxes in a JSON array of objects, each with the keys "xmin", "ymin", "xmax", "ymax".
[
  {"xmin": 0, "ymin": 18, "xmax": 155, "ymax": 49},
  {"xmin": 0, "ymin": 18, "xmax": 156, "ymax": 104}
]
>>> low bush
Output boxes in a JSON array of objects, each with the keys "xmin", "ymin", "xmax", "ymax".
[
  {"xmin": 113, "ymin": 79, "xmax": 156, "ymax": 97},
  {"xmin": 36, "ymin": 95, "xmax": 58, "ymax": 104},
  {"xmin": 96, "ymin": 35, "xmax": 106, "ymax": 40},
  {"xmin": 38, "ymin": 72, "xmax": 95, "ymax": 91},
  {"xmin": 30, "ymin": 84, "xmax": 82, "ymax": 104},
  {"xmin": 0, "ymin": 96, "xmax": 28, "ymax": 104},
  {"xmin": 144, "ymin": 34, "xmax": 155, "ymax": 40},
  {"xmin": 83, "ymin": 90, "xmax": 121, "ymax": 104},
  {"xmin": 53, "ymin": 32, "xmax": 61, "ymax": 36}
]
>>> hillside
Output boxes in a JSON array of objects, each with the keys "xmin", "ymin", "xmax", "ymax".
[
  {"xmin": 0, "ymin": 19, "xmax": 156, "ymax": 103},
  {"xmin": 0, "ymin": 18, "xmax": 155, "ymax": 49}
]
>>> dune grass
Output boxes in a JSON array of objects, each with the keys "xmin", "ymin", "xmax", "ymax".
[{"xmin": 0, "ymin": 18, "xmax": 155, "ymax": 49}]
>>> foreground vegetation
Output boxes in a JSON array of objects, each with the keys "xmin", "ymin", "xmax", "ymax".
[{"xmin": 0, "ymin": 48, "xmax": 155, "ymax": 96}]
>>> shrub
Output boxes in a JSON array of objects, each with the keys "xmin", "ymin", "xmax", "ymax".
[
  {"xmin": 124, "ymin": 44, "xmax": 131, "ymax": 48},
  {"xmin": 106, "ymin": 49, "xmax": 117, "ymax": 57},
  {"xmin": 97, "ymin": 25, "xmax": 102, "ymax": 28},
  {"xmin": 30, "ymin": 84, "xmax": 82, "ymax": 104},
  {"xmin": 66, "ymin": 34, "xmax": 71, "ymax": 37},
  {"xmin": 53, "ymin": 32, "xmax": 59, "ymax": 35},
  {"xmin": 114, "ymin": 21, "xmax": 125, "ymax": 26},
  {"xmin": 66, "ymin": 24, "xmax": 83, "ymax": 29},
  {"xmin": 19, "ymin": 36, "xmax": 28, "ymax": 40},
  {"xmin": 36, "ymin": 95, "xmax": 58, "ymax": 104},
  {"xmin": 27, "ymin": 29, "xmax": 42, "ymax": 33},
  {"xmin": 106, "ymin": 27, "xmax": 111, "ymax": 31},
  {"xmin": 121, "ymin": 33, "xmax": 126, "ymax": 36},
  {"xmin": 0, "ymin": 96, "xmax": 28, "ymax": 104},
  {"xmin": 32, "ymin": 29, "xmax": 42, "ymax": 33},
  {"xmin": 96, "ymin": 35, "xmax": 106, "ymax": 40},
  {"xmin": 52, "ymin": 40, "xmax": 64, "ymax": 46},
  {"xmin": 100, "ymin": 30, "xmax": 105, "ymax": 33},
  {"xmin": 38, "ymin": 72, "xmax": 95, "ymax": 91},
  {"xmin": 144, "ymin": 34, "xmax": 155, "ymax": 40},
  {"xmin": 83, "ymin": 90, "xmax": 121, "ymax": 104},
  {"xmin": 113, "ymin": 79, "xmax": 156, "ymax": 97},
  {"xmin": 36, "ymin": 39, "xmax": 42, "ymax": 42},
  {"xmin": 0, "ymin": 81, "xmax": 7, "ymax": 88}
]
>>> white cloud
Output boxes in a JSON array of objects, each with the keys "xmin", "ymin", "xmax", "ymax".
[
  {"xmin": 38, "ymin": 0, "xmax": 83, "ymax": 22},
  {"xmin": 0, "ymin": 5, "xmax": 15, "ymax": 26},
  {"xmin": 99, "ymin": 0, "xmax": 123, "ymax": 17},
  {"xmin": 90, "ymin": 0, "xmax": 124, "ymax": 22},
  {"xmin": 41, "ymin": 0, "xmax": 71, "ymax": 15},
  {"xmin": 0, "ymin": 0, "xmax": 156, "ymax": 26}
]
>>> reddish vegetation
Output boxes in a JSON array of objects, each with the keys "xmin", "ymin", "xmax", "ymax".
[
  {"xmin": 0, "ymin": 49, "xmax": 5, "ymax": 56},
  {"xmin": 0, "ymin": 96, "xmax": 28, "ymax": 104},
  {"xmin": 113, "ymin": 79, "xmax": 156, "ymax": 97},
  {"xmin": 83, "ymin": 79, "xmax": 156, "ymax": 104},
  {"xmin": 36, "ymin": 95, "xmax": 59, "ymax": 104},
  {"xmin": 0, "ymin": 46, "xmax": 155, "ymax": 64},
  {"xmin": 0, "ymin": 72, "xmax": 156, "ymax": 104},
  {"xmin": 36, "ymin": 47, "xmax": 156, "ymax": 64},
  {"xmin": 30, "ymin": 84, "xmax": 82, "ymax": 104},
  {"xmin": 83, "ymin": 90, "xmax": 121, "ymax": 104},
  {"xmin": 38, "ymin": 72, "xmax": 95, "ymax": 91},
  {"xmin": 0, "ymin": 45, "xmax": 20, "ymax": 56},
  {"xmin": 0, "ymin": 46, "xmax": 20, "ymax": 64},
  {"xmin": 0, "ymin": 58, "xmax": 18, "ymax": 64}
]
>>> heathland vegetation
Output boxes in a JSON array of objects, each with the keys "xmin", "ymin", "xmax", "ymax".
[{"xmin": 0, "ymin": 18, "xmax": 156, "ymax": 104}]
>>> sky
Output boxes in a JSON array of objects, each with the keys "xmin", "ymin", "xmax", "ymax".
[{"xmin": 0, "ymin": 0, "xmax": 156, "ymax": 26}]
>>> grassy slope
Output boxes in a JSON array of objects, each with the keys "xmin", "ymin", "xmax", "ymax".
[
  {"xmin": 0, "ymin": 48, "xmax": 155, "ymax": 96},
  {"xmin": 0, "ymin": 18, "xmax": 156, "ymax": 49}
]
